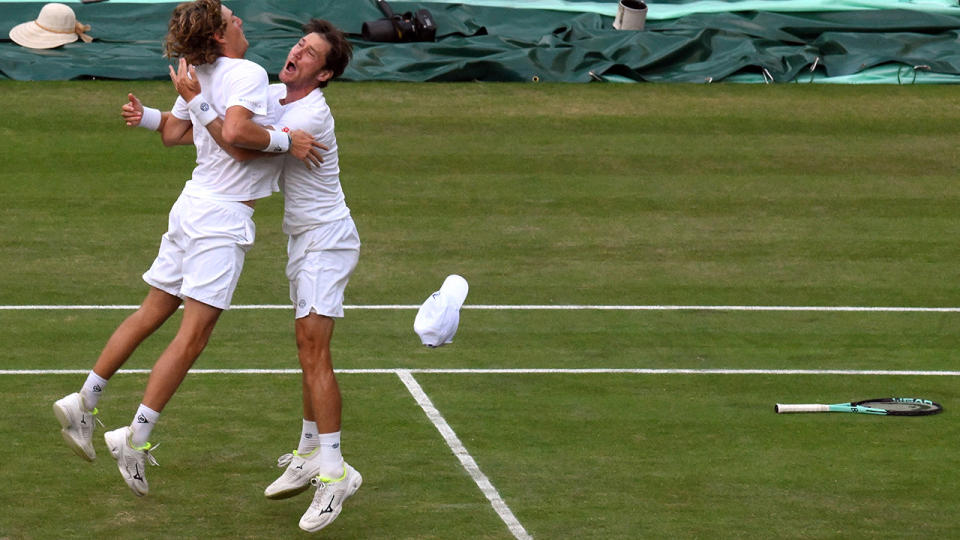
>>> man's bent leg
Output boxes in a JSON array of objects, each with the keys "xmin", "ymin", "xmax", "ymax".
[
  {"xmin": 55, "ymin": 287, "xmax": 181, "ymax": 461},
  {"xmin": 140, "ymin": 297, "xmax": 222, "ymax": 413},
  {"xmin": 103, "ymin": 298, "xmax": 222, "ymax": 497},
  {"xmin": 93, "ymin": 287, "xmax": 183, "ymax": 380}
]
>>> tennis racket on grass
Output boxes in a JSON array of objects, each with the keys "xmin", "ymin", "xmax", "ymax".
[{"xmin": 775, "ymin": 397, "xmax": 942, "ymax": 416}]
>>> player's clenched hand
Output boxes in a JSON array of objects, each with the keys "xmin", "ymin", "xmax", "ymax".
[
  {"xmin": 289, "ymin": 129, "xmax": 328, "ymax": 169},
  {"xmin": 121, "ymin": 93, "xmax": 144, "ymax": 127},
  {"xmin": 169, "ymin": 58, "xmax": 202, "ymax": 101}
]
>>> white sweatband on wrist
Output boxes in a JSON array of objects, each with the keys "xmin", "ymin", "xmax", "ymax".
[
  {"xmin": 139, "ymin": 106, "xmax": 162, "ymax": 131},
  {"xmin": 264, "ymin": 129, "xmax": 291, "ymax": 153},
  {"xmin": 186, "ymin": 95, "xmax": 217, "ymax": 126}
]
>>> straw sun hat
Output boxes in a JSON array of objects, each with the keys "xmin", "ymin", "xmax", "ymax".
[{"xmin": 9, "ymin": 3, "xmax": 93, "ymax": 49}]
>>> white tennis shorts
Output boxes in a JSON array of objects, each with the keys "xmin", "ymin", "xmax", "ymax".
[
  {"xmin": 143, "ymin": 193, "xmax": 256, "ymax": 310},
  {"xmin": 286, "ymin": 217, "xmax": 360, "ymax": 319}
]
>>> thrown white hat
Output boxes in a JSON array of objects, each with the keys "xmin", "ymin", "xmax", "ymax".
[
  {"xmin": 414, "ymin": 275, "xmax": 469, "ymax": 348},
  {"xmin": 9, "ymin": 3, "xmax": 93, "ymax": 50}
]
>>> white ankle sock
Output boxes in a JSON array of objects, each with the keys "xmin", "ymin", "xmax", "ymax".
[
  {"xmin": 298, "ymin": 419, "xmax": 319, "ymax": 454},
  {"xmin": 317, "ymin": 431, "xmax": 344, "ymax": 479},
  {"xmin": 80, "ymin": 371, "xmax": 108, "ymax": 410},
  {"xmin": 130, "ymin": 404, "xmax": 160, "ymax": 448}
]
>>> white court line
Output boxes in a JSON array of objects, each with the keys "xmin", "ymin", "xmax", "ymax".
[
  {"xmin": 3, "ymin": 368, "xmax": 960, "ymax": 376},
  {"xmin": 6, "ymin": 366, "xmax": 953, "ymax": 536},
  {"xmin": 465, "ymin": 305, "xmax": 960, "ymax": 312},
  {"xmin": 3, "ymin": 304, "xmax": 960, "ymax": 312},
  {"xmin": 396, "ymin": 370, "xmax": 533, "ymax": 540}
]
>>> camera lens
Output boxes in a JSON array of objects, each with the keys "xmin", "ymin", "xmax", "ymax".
[{"xmin": 361, "ymin": 18, "xmax": 398, "ymax": 42}]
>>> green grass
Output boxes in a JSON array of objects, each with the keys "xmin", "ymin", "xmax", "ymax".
[{"xmin": 2, "ymin": 81, "xmax": 960, "ymax": 538}]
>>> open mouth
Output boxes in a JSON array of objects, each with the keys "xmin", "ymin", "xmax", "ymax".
[{"xmin": 284, "ymin": 61, "xmax": 296, "ymax": 74}]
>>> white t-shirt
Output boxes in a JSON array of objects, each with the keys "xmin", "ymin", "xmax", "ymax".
[
  {"xmin": 269, "ymin": 84, "xmax": 351, "ymax": 236},
  {"xmin": 171, "ymin": 57, "xmax": 281, "ymax": 202}
]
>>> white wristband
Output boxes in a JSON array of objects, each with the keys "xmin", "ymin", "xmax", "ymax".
[
  {"xmin": 264, "ymin": 129, "xmax": 291, "ymax": 153},
  {"xmin": 187, "ymin": 95, "xmax": 217, "ymax": 126},
  {"xmin": 139, "ymin": 106, "xmax": 162, "ymax": 131}
]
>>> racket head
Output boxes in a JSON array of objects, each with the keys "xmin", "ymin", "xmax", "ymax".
[{"xmin": 852, "ymin": 397, "xmax": 943, "ymax": 416}]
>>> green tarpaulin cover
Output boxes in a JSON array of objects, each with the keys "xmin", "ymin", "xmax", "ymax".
[{"xmin": 2, "ymin": 0, "xmax": 959, "ymax": 82}]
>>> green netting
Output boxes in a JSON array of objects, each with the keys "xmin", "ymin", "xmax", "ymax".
[
  {"xmin": 5, "ymin": 0, "xmax": 960, "ymax": 18},
  {"xmin": 427, "ymin": 0, "xmax": 960, "ymax": 17},
  {"xmin": 2, "ymin": 0, "xmax": 960, "ymax": 83}
]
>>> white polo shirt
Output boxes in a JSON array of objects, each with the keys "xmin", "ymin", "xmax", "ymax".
[
  {"xmin": 269, "ymin": 84, "xmax": 351, "ymax": 236},
  {"xmin": 171, "ymin": 57, "xmax": 281, "ymax": 202}
]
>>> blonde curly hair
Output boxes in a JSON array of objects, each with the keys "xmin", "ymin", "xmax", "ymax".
[{"xmin": 163, "ymin": 0, "xmax": 226, "ymax": 66}]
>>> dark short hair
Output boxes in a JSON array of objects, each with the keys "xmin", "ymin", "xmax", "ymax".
[{"xmin": 302, "ymin": 19, "xmax": 352, "ymax": 87}]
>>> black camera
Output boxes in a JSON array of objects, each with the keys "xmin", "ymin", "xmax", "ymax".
[{"xmin": 361, "ymin": 0, "xmax": 437, "ymax": 43}]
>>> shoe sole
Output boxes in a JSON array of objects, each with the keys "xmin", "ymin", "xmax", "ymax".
[
  {"xmin": 264, "ymin": 455, "xmax": 330, "ymax": 500},
  {"xmin": 53, "ymin": 401, "xmax": 95, "ymax": 462},
  {"xmin": 265, "ymin": 483, "xmax": 312, "ymax": 500}
]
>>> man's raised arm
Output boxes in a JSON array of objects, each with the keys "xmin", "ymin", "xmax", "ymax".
[
  {"xmin": 169, "ymin": 58, "xmax": 326, "ymax": 168},
  {"xmin": 121, "ymin": 93, "xmax": 193, "ymax": 147}
]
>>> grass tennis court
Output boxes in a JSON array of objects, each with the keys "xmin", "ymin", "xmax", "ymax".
[{"xmin": 2, "ymin": 81, "xmax": 960, "ymax": 538}]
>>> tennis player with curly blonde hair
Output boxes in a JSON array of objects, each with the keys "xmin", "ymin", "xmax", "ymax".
[{"xmin": 53, "ymin": 0, "xmax": 323, "ymax": 498}]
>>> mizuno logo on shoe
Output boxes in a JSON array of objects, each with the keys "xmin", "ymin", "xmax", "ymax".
[
  {"xmin": 296, "ymin": 464, "xmax": 304, "ymax": 470},
  {"xmin": 133, "ymin": 465, "xmax": 143, "ymax": 482},
  {"xmin": 81, "ymin": 415, "xmax": 87, "ymax": 425},
  {"xmin": 319, "ymin": 497, "xmax": 335, "ymax": 515}
]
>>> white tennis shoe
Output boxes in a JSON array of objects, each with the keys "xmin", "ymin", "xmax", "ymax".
[
  {"xmin": 104, "ymin": 426, "xmax": 159, "ymax": 497},
  {"xmin": 299, "ymin": 463, "xmax": 363, "ymax": 533},
  {"xmin": 53, "ymin": 392, "xmax": 102, "ymax": 461},
  {"xmin": 264, "ymin": 449, "xmax": 326, "ymax": 499}
]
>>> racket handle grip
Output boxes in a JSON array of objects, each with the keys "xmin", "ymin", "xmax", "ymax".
[{"xmin": 775, "ymin": 403, "xmax": 829, "ymax": 413}]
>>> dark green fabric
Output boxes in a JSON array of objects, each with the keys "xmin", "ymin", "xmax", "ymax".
[{"xmin": 1, "ymin": 1, "xmax": 960, "ymax": 82}]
